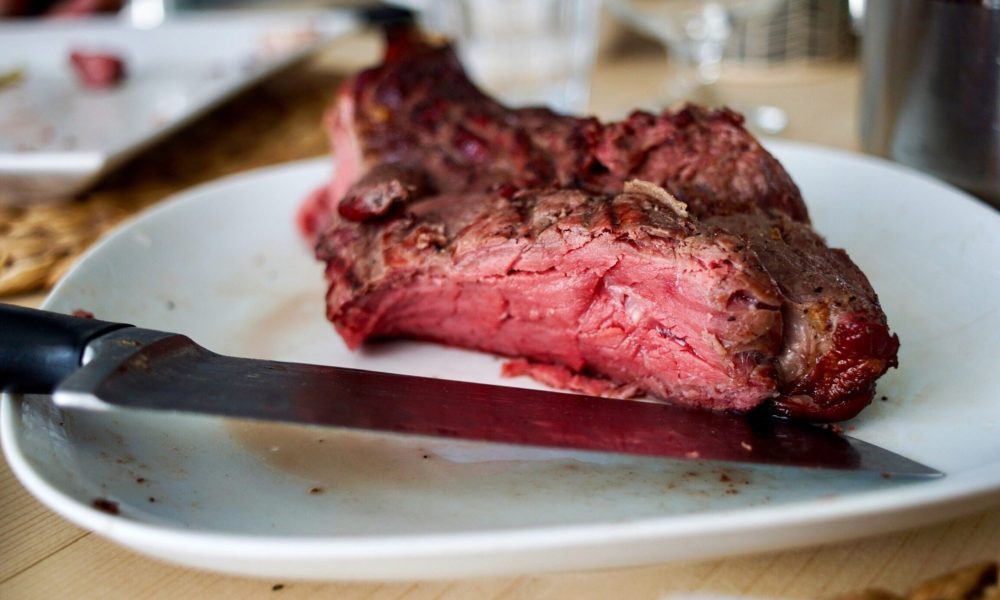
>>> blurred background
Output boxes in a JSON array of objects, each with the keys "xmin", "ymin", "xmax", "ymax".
[{"xmin": 1, "ymin": 0, "xmax": 998, "ymax": 299}]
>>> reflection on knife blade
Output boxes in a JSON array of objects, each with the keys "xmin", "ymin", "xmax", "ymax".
[{"xmin": 49, "ymin": 325, "xmax": 940, "ymax": 478}]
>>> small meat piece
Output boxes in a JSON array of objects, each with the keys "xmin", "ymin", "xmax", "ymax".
[
  {"xmin": 91, "ymin": 497, "xmax": 119, "ymax": 515},
  {"xmin": 338, "ymin": 163, "xmax": 432, "ymax": 221},
  {"xmin": 502, "ymin": 358, "xmax": 643, "ymax": 400},
  {"xmin": 69, "ymin": 50, "xmax": 126, "ymax": 89}
]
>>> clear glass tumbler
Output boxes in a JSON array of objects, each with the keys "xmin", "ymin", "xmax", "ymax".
[
  {"xmin": 422, "ymin": 0, "xmax": 601, "ymax": 114},
  {"xmin": 607, "ymin": 0, "xmax": 788, "ymax": 134}
]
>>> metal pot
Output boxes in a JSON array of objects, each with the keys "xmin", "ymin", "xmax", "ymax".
[{"xmin": 860, "ymin": 0, "xmax": 1000, "ymax": 207}]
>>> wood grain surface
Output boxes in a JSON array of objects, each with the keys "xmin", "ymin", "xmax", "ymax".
[{"xmin": 2, "ymin": 30, "xmax": 998, "ymax": 600}]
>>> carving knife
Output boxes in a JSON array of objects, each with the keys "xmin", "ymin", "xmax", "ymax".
[{"xmin": 0, "ymin": 304, "xmax": 941, "ymax": 477}]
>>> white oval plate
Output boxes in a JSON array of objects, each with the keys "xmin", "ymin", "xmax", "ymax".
[{"xmin": 4, "ymin": 142, "xmax": 1000, "ymax": 580}]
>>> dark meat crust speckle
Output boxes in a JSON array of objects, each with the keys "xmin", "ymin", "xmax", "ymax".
[{"xmin": 705, "ymin": 212, "xmax": 899, "ymax": 419}]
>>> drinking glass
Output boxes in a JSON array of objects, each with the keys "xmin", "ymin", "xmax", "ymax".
[
  {"xmin": 422, "ymin": 0, "xmax": 601, "ymax": 114},
  {"xmin": 607, "ymin": 0, "xmax": 787, "ymax": 133}
]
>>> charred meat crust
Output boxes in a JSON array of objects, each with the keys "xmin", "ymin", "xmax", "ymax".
[
  {"xmin": 301, "ymin": 28, "xmax": 808, "ymax": 238},
  {"xmin": 704, "ymin": 212, "xmax": 900, "ymax": 420},
  {"xmin": 302, "ymin": 29, "xmax": 899, "ymax": 421}
]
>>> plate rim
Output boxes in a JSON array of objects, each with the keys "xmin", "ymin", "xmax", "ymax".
[
  {"xmin": 4, "ymin": 141, "xmax": 1000, "ymax": 577},
  {"xmin": 5, "ymin": 395, "xmax": 1000, "ymax": 573}
]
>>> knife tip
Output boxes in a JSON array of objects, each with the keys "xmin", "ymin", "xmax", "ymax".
[{"xmin": 53, "ymin": 390, "xmax": 112, "ymax": 412}]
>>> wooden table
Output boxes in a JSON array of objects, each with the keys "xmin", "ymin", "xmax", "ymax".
[{"xmin": 2, "ymin": 32, "xmax": 998, "ymax": 600}]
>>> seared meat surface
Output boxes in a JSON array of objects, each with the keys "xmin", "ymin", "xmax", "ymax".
[{"xmin": 299, "ymin": 28, "xmax": 898, "ymax": 421}]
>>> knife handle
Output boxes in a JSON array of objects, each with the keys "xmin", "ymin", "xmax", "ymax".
[{"xmin": 0, "ymin": 304, "xmax": 131, "ymax": 394}]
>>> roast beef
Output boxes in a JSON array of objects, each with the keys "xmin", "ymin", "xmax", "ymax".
[
  {"xmin": 297, "ymin": 28, "xmax": 808, "ymax": 238},
  {"xmin": 299, "ymin": 27, "xmax": 899, "ymax": 421}
]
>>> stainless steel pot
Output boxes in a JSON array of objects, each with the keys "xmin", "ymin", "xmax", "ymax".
[{"xmin": 860, "ymin": 0, "xmax": 1000, "ymax": 207}]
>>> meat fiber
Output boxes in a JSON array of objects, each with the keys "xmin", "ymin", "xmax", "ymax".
[
  {"xmin": 318, "ymin": 182, "xmax": 784, "ymax": 412},
  {"xmin": 299, "ymin": 27, "xmax": 898, "ymax": 421}
]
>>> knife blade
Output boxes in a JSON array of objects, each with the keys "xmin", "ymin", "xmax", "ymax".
[{"xmin": 0, "ymin": 304, "xmax": 941, "ymax": 476}]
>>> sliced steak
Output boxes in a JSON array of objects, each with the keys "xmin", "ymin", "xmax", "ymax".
[
  {"xmin": 318, "ymin": 183, "xmax": 784, "ymax": 412},
  {"xmin": 301, "ymin": 28, "xmax": 899, "ymax": 421}
]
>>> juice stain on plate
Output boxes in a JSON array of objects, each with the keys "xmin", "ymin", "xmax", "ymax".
[
  {"xmin": 226, "ymin": 419, "xmax": 792, "ymax": 528},
  {"xmin": 229, "ymin": 420, "xmax": 511, "ymax": 489}
]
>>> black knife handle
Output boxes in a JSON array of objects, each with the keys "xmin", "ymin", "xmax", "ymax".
[{"xmin": 0, "ymin": 304, "xmax": 131, "ymax": 394}]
